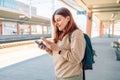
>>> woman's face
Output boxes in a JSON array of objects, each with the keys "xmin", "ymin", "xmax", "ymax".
[{"xmin": 54, "ymin": 15, "xmax": 70, "ymax": 31}]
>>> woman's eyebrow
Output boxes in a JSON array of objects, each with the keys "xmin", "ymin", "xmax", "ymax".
[{"xmin": 56, "ymin": 18, "xmax": 60, "ymax": 22}]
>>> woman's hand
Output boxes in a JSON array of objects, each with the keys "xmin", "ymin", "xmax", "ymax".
[
  {"xmin": 38, "ymin": 41, "xmax": 48, "ymax": 50},
  {"xmin": 42, "ymin": 38, "xmax": 61, "ymax": 52}
]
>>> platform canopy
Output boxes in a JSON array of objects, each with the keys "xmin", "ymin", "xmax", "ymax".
[
  {"xmin": 0, "ymin": 8, "xmax": 50, "ymax": 26},
  {"xmin": 60, "ymin": 0, "xmax": 120, "ymax": 25}
]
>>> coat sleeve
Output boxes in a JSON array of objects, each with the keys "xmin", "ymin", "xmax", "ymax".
[
  {"xmin": 46, "ymin": 49, "xmax": 53, "ymax": 55},
  {"xmin": 60, "ymin": 30, "xmax": 86, "ymax": 64}
]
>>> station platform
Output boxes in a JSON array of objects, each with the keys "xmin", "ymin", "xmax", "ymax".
[{"xmin": 0, "ymin": 36, "xmax": 120, "ymax": 80}]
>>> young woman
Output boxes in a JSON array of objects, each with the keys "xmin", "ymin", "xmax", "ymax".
[{"xmin": 39, "ymin": 7, "xmax": 86, "ymax": 80}]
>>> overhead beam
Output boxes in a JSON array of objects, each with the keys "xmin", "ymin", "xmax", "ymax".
[
  {"xmin": 92, "ymin": 6, "xmax": 120, "ymax": 9},
  {"xmin": 60, "ymin": 0, "xmax": 78, "ymax": 11},
  {"xmin": 93, "ymin": 10, "xmax": 120, "ymax": 13},
  {"xmin": 0, "ymin": 17, "xmax": 50, "ymax": 26},
  {"xmin": 74, "ymin": 0, "xmax": 90, "ymax": 12}
]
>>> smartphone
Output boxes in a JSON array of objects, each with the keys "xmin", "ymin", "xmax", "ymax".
[{"xmin": 35, "ymin": 40, "xmax": 46, "ymax": 49}]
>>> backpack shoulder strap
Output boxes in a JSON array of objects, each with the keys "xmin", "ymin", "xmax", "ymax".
[
  {"xmin": 83, "ymin": 33, "xmax": 93, "ymax": 50},
  {"xmin": 69, "ymin": 29, "xmax": 80, "ymax": 42},
  {"xmin": 83, "ymin": 69, "xmax": 85, "ymax": 80},
  {"xmin": 69, "ymin": 33, "xmax": 72, "ymax": 42}
]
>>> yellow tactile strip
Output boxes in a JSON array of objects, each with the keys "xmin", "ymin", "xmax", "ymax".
[
  {"xmin": 0, "ymin": 38, "xmax": 53, "ymax": 49},
  {"xmin": 0, "ymin": 40, "xmax": 35, "ymax": 49}
]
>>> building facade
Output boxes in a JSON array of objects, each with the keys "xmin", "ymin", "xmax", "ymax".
[{"xmin": 0, "ymin": 0, "xmax": 50, "ymax": 35}]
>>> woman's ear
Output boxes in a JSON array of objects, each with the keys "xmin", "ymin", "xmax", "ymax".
[{"xmin": 66, "ymin": 16, "xmax": 70, "ymax": 22}]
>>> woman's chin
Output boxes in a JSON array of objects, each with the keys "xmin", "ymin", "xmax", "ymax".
[{"xmin": 58, "ymin": 28, "xmax": 62, "ymax": 31}]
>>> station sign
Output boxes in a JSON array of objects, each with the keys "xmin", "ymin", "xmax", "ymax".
[{"xmin": 77, "ymin": 10, "xmax": 87, "ymax": 15}]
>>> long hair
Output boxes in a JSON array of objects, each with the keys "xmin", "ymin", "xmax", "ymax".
[{"xmin": 52, "ymin": 7, "xmax": 78, "ymax": 43}]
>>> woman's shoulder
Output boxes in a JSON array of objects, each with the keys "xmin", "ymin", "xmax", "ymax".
[{"xmin": 72, "ymin": 29, "xmax": 83, "ymax": 36}]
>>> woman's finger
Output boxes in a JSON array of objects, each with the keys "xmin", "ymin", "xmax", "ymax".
[
  {"xmin": 42, "ymin": 38, "xmax": 53, "ymax": 44},
  {"xmin": 38, "ymin": 45, "xmax": 46, "ymax": 50}
]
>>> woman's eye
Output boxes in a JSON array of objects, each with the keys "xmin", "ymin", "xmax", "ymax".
[{"xmin": 57, "ymin": 19, "xmax": 61, "ymax": 22}]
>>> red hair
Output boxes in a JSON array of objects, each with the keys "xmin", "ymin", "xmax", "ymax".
[{"xmin": 52, "ymin": 7, "xmax": 78, "ymax": 43}]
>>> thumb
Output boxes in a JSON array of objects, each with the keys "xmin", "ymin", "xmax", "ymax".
[{"xmin": 42, "ymin": 38, "xmax": 53, "ymax": 44}]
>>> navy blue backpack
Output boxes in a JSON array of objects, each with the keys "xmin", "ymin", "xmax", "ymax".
[{"xmin": 82, "ymin": 33, "xmax": 95, "ymax": 70}]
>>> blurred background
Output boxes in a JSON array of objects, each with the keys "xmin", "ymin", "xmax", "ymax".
[{"xmin": 0, "ymin": 0, "xmax": 120, "ymax": 80}]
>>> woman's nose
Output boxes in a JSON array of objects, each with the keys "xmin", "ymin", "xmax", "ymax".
[
  {"xmin": 56, "ymin": 22, "xmax": 60, "ymax": 26},
  {"xmin": 56, "ymin": 23, "xmax": 59, "ymax": 27}
]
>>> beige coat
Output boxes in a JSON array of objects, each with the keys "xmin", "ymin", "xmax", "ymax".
[{"xmin": 48, "ymin": 29, "xmax": 86, "ymax": 78}]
